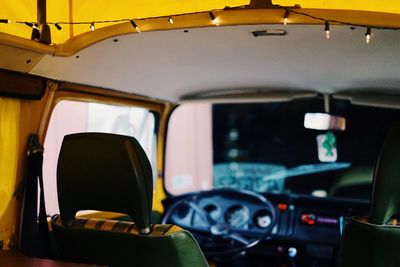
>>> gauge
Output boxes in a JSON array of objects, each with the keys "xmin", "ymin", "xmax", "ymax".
[
  {"xmin": 253, "ymin": 209, "xmax": 272, "ymax": 228},
  {"xmin": 175, "ymin": 204, "xmax": 190, "ymax": 219},
  {"xmin": 203, "ymin": 203, "xmax": 221, "ymax": 222},
  {"xmin": 225, "ymin": 205, "xmax": 250, "ymax": 228}
]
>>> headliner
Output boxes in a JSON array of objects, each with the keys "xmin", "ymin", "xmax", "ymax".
[{"xmin": 28, "ymin": 24, "xmax": 400, "ymax": 102}]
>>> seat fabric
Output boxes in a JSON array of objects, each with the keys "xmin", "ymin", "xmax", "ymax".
[
  {"xmin": 51, "ymin": 215, "xmax": 207, "ymax": 266},
  {"xmin": 339, "ymin": 217, "xmax": 400, "ymax": 267},
  {"xmin": 339, "ymin": 123, "xmax": 400, "ymax": 267},
  {"xmin": 51, "ymin": 133, "xmax": 208, "ymax": 267}
]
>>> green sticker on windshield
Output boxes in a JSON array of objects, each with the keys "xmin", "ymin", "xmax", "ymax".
[{"xmin": 317, "ymin": 132, "xmax": 337, "ymax": 162}]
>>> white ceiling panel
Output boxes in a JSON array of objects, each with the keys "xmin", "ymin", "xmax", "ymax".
[{"xmin": 30, "ymin": 25, "xmax": 400, "ymax": 102}]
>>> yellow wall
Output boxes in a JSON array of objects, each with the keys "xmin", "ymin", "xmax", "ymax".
[
  {"xmin": 1, "ymin": 1, "xmax": 400, "ymax": 44},
  {"xmin": 0, "ymin": 86, "xmax": 52, "ymax": 249},
  {"xmin": 0, "ymin": 80, "xmax": 171, "ymax": 249},
  {"xmin": 0, "ymin": 99, "xmax": 20, "ymax": 248}
]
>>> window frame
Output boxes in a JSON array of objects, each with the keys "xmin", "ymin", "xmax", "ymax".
[{"xmin": 41, "ymin": 82, "xmax": 173, "ymax": 214}]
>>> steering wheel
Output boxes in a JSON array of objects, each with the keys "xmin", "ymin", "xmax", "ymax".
[{"xmin": 162, "ymin": 188, "xmax": 276, "ymax": 255}]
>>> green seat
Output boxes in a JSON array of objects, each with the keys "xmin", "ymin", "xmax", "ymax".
[
  {"xmin": 51, "ymin": 133, "xmax": 208, "ymax": 267},
  {"xmin": 339, "ymin": 123, "xmax": 400, "ymax": 267}
]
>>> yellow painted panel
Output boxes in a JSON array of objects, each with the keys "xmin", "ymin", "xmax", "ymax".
[
  {"xmin": 153, "ymin": 177, "xmax": 166, "ymax": 213},
  {"xmin": 2, "ymin": 1, "xmax": 400, "ymax": 44},
  {"xmin": 47, "ymin": 0, "xmax": 72, "ymax": 43},
  {"xmin": 276, "ymin": 0, "xmax": 400, "ymax": 13},
  {"xmin": 0, "ymin": 98, "xmax": 20, "ymax": 223},
  {"xmin": 0, "ymin": 0, "xmax": 36, "ymax": 41},
  {"xmin": 68, "ymin": 0, "xmax": 247, "ymax": 43}
]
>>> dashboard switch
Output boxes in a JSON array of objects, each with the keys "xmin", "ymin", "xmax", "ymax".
[
  {"xmin": 278, "ymin": 203, "xmax": 288, "ymax": 211},
  {"xmin": 300, "ymin": 213, "xmax": 339, "ymax": 226},
  {"xmin": 301, "ymin": 214, "xmax": 316, "ymax": 225}
]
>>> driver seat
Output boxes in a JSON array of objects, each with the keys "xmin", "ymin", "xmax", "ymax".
[
  {"xmin": 339, "ymin": 123, "xmax": 400, "ymax": 267},
  {"xmin": 51, "ymin": 133, "xmax": 208, "ymax": 267}
]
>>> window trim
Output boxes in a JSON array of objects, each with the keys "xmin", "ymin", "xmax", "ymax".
[{"xmin": 40, "ymin": 81, "xmax": 174, "ymax": 213}]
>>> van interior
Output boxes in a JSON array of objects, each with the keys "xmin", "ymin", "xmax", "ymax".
[{"xmin": 1, "ymin": 1, "xmax": 400, "ymax": 266}]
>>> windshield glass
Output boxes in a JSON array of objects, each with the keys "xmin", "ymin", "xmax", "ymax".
[{"xmin": 165, "ymin": 97, "xmax": 400, "ymax": 200}]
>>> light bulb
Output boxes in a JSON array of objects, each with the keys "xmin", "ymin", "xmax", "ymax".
[
  {"xmin": 365, "ymin": 28, "xmax": 372, "ymax": 44},
  {"xmin": 283, "ymin": 10, "xmax": 289, "ymax": 26},
  {"xmin": 130, "ymin": 20, "xmax": 141, "ymax": 33},
  {"xmin": 209, "ymin": 11, "xmax": 219, "ymax": 26},
  {"xmin": 324, "ymin": 21, "xmax": 330, "ymax": 39}
]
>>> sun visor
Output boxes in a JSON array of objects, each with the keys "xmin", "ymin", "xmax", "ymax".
[
  {"xmin": 0, "ymin": 69, "xmax": 46, "ymax": 100},
  {"xmin": 180, "ymin": 89, "xmax": 317, "ymax": 103},
  {"xmin": 333, "ymin": 90, "xmax": 400, "ymax": 109}
]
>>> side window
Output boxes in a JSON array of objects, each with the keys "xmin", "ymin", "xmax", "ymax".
[
  {"xmin": 43, "ymin": 100, "xmax": 157, "ymax": 215},
  {"xmin": 165, "ymin": 103, "xmax": 213, "ymax": 195}
]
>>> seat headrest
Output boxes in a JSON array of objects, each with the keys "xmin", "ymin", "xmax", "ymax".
[
  {"xmin": 370, "ymin": 122, "xmax": 400, "ymax": 224},
  {"xmin": 57, "ymin": 133, "xmax": 153, "ymax": 231}
]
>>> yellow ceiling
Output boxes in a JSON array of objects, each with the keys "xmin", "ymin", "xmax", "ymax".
[{"xmin": 0, "ymin": 0, "xmax": 400, "ymax": 45}]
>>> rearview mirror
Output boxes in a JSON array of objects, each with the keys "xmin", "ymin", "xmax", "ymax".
[{"xmin": 304, "ymin": 113, "xmax": 346, "ymax": 131}]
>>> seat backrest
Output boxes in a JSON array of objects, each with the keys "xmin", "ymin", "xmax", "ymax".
[
  {"xmin": 369, "ymin": 123, "xmax": 400, "ymax": 225},
  {"xmin": 339, "ymin": 123, "xmax": 400, "ymax": 267},
  {"xmin": 52, "ymin": 133, "xmax": 208, "ymax": 267}
]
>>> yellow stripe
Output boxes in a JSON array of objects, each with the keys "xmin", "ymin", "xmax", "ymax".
[
  {"xmin": 0, "ymin": 98, "xmax": 20, "ymax": 242},
  {"xmin": 55, "ymin": 216, "xmax": 183, "ymax": 237},
  {"xmin": 149, "ymin": 224, "xmax": 183, "ymax": 236},
  {"xmin": 129, "ymin": 227, "xmax": 140, "ymax": 235},
  {"xmin": 84, "ymin": 219, "xmax": 100, "ymax": 229},
  {"xmin": 101, "ymin": 220, "xmax": 118, "ymax": 231},
  {"xmin": 165, "ymin": 225, "xmax": 183, "ymax": 235},
  {"xmin": 149, "ymin": 225, "xmax": 170, "ymax": 237}
]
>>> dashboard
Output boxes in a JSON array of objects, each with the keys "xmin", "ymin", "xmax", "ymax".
[
  {"xmin": 170, "ymin": 195, "xmax": 275, "ymax": 234},
  {"xmin": 162, "ymin": 190, "xmax": 369, "ymax": 266}
]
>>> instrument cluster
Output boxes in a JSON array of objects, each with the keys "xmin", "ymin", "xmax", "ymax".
[{"xmin": 172, "ymin": 196, "xmax": 275, "ymax": 233}]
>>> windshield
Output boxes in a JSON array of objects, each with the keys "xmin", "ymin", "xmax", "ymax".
[
  {"xmin": 213, "ymin": 162, "xmax": 351, "ymax": 194},
  {"xmin": 165, "ymin": 97, "xmax": 400, "ymax": 200}
]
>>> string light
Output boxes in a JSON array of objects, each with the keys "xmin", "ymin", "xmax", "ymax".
[
  {"xmin": 283, "ymin": 10, "xmax": 289, "ymax": 26},
  {"xmin": 365, "ymin": 27, "xmax": 372, "ymax": 44},
  {"xmin": 208, "ymin": 11, "xmax": 218, "ymax": 26},
  {"xmin": 324, "ymin": 21, "xmax": 330, "ymax": 39},
  {"xmin": 24, "ymin": 22, "xmax": 39, "ymax": 30},
  {"xmin": 0, "ymin": 6, "xmax": 398, "ymax": 39},
  {"xmin": 54, "ymin": 23, "xmax": 62, "ymax": 31},
  {"xmin": 130, "ymin": 19, "xmax": 141, "ymax": 33}
]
